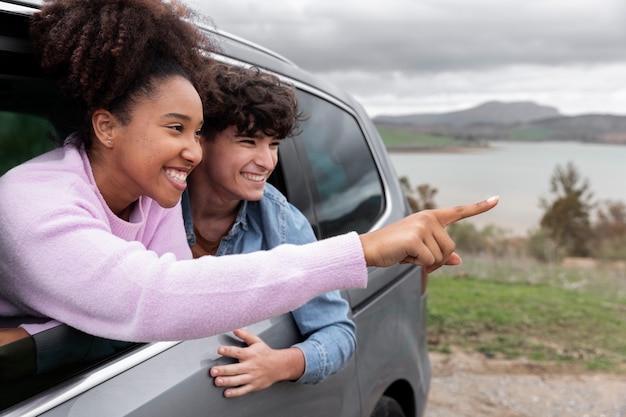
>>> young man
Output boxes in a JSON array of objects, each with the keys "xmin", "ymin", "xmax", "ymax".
[{"xmin": 182, "ymin": 62, "xmax": 356, "ymax": 398}]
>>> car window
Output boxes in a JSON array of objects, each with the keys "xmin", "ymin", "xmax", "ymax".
[
  {"xmin": 0, "ymin": 323, "xmax": 140, "ymax": 411},
  {"xmin": 0, "ymin": 109, "xmax": 141, "ymax": 411},
  {"xmin": 0, "ymin": 111, "xmax": 56, "ymax": 175},
  {"xmin": 294, "ymin": 90, "xmax": 385, "ymax": 238}
]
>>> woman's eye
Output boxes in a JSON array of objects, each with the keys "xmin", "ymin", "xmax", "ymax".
[{"xmin": 169, "ymin": 125, "xmax": 184, "ymax": 132}]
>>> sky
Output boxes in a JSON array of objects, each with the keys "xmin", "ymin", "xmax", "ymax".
[{"xmin": 185, "ymin": 0, "xmax": 626, "ymax": 118}]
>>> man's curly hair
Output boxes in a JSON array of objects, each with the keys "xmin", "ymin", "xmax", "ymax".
[
  {"xmin": 29, "ymin": 0, "xmax": 217, "ymax": 147},
  {"xmin": 199, "ymin": 62, "xmax": 305, "ymax": 141}
]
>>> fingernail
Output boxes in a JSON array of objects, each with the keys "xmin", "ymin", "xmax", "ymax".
[{"xmin": 487, "ymin": 195, "xmax": 499, "ymax": 203}]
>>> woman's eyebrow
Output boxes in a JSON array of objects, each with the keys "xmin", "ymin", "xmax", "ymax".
[{"xmin": 162, "ymin": 112, "xmax": 193, "ymax": 121}]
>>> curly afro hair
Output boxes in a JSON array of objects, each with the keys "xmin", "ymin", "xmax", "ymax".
[
  {"xmin": 199, "ymin": 62, "xmax": 305, "ymax": 142},
  {"xmin": 29, "ymin": 0, "xmax": 217, "ymax": 147}
]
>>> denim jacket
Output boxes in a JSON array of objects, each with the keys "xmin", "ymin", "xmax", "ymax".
[{"xmin": 182, "ymin": 184, "xmax": 356, "ymax": 384}]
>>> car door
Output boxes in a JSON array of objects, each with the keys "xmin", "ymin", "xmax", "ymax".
[
  {"xmin": 9, "ymin": 314, "xmax": 358, "ymax": 417},
  {"xmin": 278, "ymin": 85, "xmax": 429, "ymax": 417}
]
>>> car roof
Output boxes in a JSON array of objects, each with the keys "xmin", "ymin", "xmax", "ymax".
[{"xmin": 0, "ymin": 0, "xmax": 360, "ymax": 114}]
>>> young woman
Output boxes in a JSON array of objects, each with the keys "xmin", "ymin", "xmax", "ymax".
[{"xmin": 0, "ymin": 0, "xmax": 497, "ymax": 347}]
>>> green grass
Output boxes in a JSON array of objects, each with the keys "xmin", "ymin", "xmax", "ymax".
[
  {"xmin": 450, "ymin": 255, "xmax": 626, "ymax": 300},
  {"xmin": 507, "ymin": 126, "xmax": 552, "ymax": 141},
  {"xmin": 427, "ymin": 264, "xmax": 626, "ymax": 372},
  {"xmin": 377, "ymin": 127, "xmax": 458, "ymax": 148}
]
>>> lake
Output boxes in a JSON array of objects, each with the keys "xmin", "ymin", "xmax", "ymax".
[{"xmin": 388, "ymin": 141, "xmax": 626, "ymax": 236}]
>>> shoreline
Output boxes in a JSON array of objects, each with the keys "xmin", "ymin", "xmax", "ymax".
[
  {"xmin": 385, "ymin": 138, "xmax": 626, "ymax": 155},
  {"xmin": 386, "ymin": 144, "xmax": 492, "ymax": 154}
]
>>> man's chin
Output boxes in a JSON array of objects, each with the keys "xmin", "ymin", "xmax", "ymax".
[{"xmin": 246, "ymin": 192, "xmax": 265, "ymax": 202}]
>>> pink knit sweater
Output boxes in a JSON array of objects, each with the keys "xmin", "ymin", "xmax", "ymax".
[{"xmin": 0, "ymin": 141, "xmax": 367, "ymax": 342}]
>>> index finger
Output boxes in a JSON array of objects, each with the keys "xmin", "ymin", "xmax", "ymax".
[
  {"xmin": 233, "ymin": 328, "xmax": 263, "ymax": 345},
  {"xmin": 434, "ymin": 195, "xmax": 499, "ymax": 227}
]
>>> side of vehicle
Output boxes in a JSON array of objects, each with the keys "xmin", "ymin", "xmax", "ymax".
[{"xmin": 0, "ymin": 1, "xmax": 430, "ymax": 416}]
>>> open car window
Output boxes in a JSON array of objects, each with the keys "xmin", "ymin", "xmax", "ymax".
[
  {"xmin": 0, "ymin": 80, "xmax": 143, "ymax": 410},
  {"xmin": 0, "ymin": 322, "xmax": 139, "ymax": 410},
  {"xmin": 0, "ymin": 110, "xmax": 56, "ymax": 175}
]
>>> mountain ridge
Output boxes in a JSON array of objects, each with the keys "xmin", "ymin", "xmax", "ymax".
[
  {"xmin": 373, "ymin": 101, "xmax": 626, "ymax": 144},
  {"xmin": 374, "ymin": 100, "xmax": 562, "ymax": 126}
]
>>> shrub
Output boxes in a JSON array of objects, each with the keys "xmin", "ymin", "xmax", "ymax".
[{"xmin": 527, "ymin": 227, "xmax": 566, "ymax": 263}]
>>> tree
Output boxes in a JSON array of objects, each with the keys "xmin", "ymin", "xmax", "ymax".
[
  {"xmin": 589, "ymin": 199, "xmax": 626, "ymax": 260},
  {"xmin": 399, "ymin": 176, "xmax": 437, "ymax": 212},
  {"xmin": 539, "ymin": 161, "xmax": 594, "ymax": 257},
  {"xmin": 593, "ymin": 199, "xmax": 626, "ymax": 239}
]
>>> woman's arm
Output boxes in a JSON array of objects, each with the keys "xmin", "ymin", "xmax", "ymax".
[
  {"xmin": 0, "ymin": 164, "xmax": 497, "ymax": 343},
  {"xmin": 0, "ymin": 164, "xmax": 367, "ymax": 342}
]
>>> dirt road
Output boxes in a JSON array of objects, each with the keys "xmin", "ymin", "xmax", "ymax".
[{"xmin": 424, "ymin": 350, "xmax": 626, "ymax": 417}]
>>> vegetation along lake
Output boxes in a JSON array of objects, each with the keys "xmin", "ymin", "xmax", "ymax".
[{"xmin": 388, "ymin": 141, "xmax": 626, "ymax": 236}]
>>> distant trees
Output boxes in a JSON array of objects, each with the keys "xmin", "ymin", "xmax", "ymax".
[
  {"xmin": 538, "ymin": 161, "xmax": 594, "ymax": 257},
  {"xmin": 399, "ymin": 166, "xmax": 626, "ymax": 262},
  {"xmin": 589, "ymin": 200, "xmax": 626, "ymax": 260},
  {"xmin": 399, "ymin": 176, "xmax": 438, "ymax": 212},
  {"xmin": 533, "ymin": 162, "xmax": 626, "ymax": 261}
]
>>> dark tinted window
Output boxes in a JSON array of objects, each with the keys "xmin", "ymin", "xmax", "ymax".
[
  {"xmin": 0, "ymin": 109, "xmax": 135, "ymax": 409},
  {"xmin": 0, "ymin": 111, "xmax": 56, "ymax": 175},
  {"xmin": 0, "ymin": 324, "xmax": 137, "ymax": 410},
  {"xmin": 295, "ymin": 90, "xmax": 384, "ymax": 237}
]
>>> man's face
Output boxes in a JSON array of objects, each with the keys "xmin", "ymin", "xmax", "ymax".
[{"xmin": 198, "ymin": 125, "xmax": 281, "ymax": 203}]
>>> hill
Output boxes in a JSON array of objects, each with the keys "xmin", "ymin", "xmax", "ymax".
[
  {"xmin": 374, "ymin": 101, "xmax": 626, "ymax": 144},
  {"xmin": 374, "ymin": 100, "xmax": 561, "ymax": 126}
]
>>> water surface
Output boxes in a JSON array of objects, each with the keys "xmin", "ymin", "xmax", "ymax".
[{"xmin": 388, "ymin": 141, "xmax": 626, "ymax": 236}]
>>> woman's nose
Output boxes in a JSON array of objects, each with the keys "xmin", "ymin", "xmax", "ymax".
[{"xmin": 182, "ymin": 136, "xmax": 203, "ymax": 167}]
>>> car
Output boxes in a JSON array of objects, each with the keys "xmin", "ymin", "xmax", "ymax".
[{"xmin": 0, "ymin": 1, "xmax": 431, "ymax": 416}]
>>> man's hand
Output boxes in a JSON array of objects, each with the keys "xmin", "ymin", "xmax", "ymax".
[{"xmin": 210, "ymin": 328, "xmax": 305, "ymax": 398}]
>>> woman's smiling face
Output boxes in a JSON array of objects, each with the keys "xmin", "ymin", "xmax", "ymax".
[{"xmin": 96, "ymin": 75, "xmax": 204, "ymax": 215}]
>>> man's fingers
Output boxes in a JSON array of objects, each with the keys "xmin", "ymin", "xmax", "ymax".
[
  {"xmin": 233, "ymin": 328, "xmax": 262, "ymax": 346},
  {"xmin": 434, "ymin": 195, "xmax": 499, "ymax": 227},
  {"xmin": 224, "ymin": 384, "xmax": 255, "ymax": 398}
]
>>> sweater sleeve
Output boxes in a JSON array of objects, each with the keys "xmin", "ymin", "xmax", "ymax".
[{"xmin": 0, "ymin": 175, "xmax": 367, "ymax": 343}]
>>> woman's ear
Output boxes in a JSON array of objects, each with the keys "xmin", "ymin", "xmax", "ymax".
[{"xmin": 92, "ymin": 109, "xmax": 117, "ymax": 148}]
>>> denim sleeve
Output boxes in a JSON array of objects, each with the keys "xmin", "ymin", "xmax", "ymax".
[
  {"xmin": 290, "ymin": 290, "xmax": 356, "ymax": 384},
  {"xmin": 271, "ymin": 195, "xmax": 357, "ymax": 384}
]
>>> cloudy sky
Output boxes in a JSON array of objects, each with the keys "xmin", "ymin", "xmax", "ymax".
[{"xmin": 186, "ymin": 0, "xmax": 626, "ymax": 118}]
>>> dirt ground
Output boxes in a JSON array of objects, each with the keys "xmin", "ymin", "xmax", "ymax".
[{"xmin": 424, "ymin": 349, "xmax": 626, "ymax": 417}]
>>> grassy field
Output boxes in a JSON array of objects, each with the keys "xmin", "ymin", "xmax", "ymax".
[
  {"xmin": 377, "ymin": 127, "xmax": 458, "ymax": 148},
  {"xmin": 427, "ymin": 256, "xmax": 626, "ymax": 372}
]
